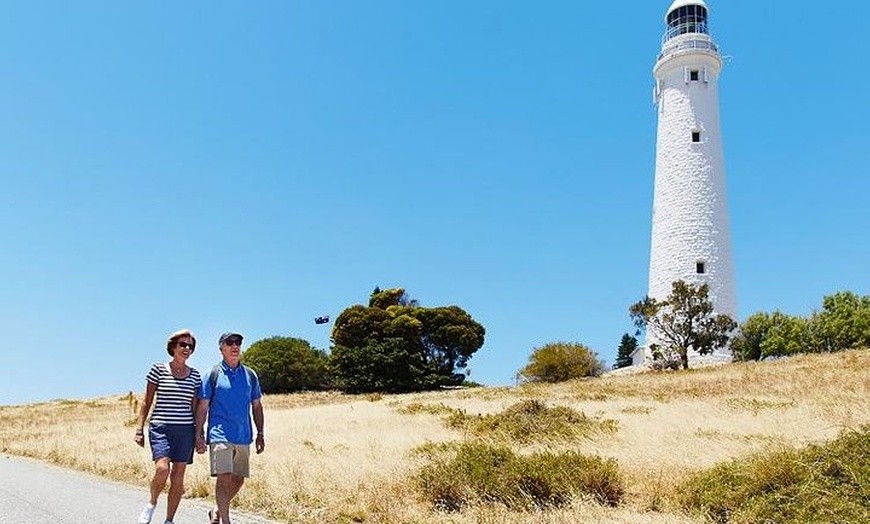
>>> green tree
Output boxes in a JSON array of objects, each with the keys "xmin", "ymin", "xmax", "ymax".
[
  {"xmin": 814, "ymin": 291, "xmax": 870, "ymax": 351},
  {"xmin": 242, "ymin": 336, "xmax": 330, "ymax": 393},
  {"xmin": 757, "ymin": 312, "xmax": 814, "ymax": 358},
  {"xmin": 730, "ymin": 311, "xmax": 777, "ymax": 362},
  {"xmin": 329, "ymin": 338, "xmax": 428, "ymax": 393},
  {"xmin": 330, "ymin": 288, "xmax": 485, "ymax": 393},
  {"xmin": 518, "ymin": 342, "xmax": 604, "ymax": 383},
  {"xmin": 629, "ymin": 280, "xmax": 737, "ymax": 370},
  {"xmin": 613, "ymin": 334, "xmax": 638, "ymax": 369}
]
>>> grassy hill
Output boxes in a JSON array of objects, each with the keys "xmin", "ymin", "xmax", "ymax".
[{"xmin": 1, "ymin": 349, "xmax": 868, "ymax": 523}]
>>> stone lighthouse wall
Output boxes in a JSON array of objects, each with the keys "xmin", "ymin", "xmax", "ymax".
[{"xmin": 641, "ymin": 46, "xmax": 736, "ymax": 364}]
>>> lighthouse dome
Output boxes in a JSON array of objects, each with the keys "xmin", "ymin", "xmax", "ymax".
[{"xmin": 667, "ymin": 0, "xmax": 708, "ymax": 17}]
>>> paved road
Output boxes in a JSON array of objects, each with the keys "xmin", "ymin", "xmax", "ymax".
[{"xmin": 0, "ymin": 454, "xmax": 278, "ymax": 524}]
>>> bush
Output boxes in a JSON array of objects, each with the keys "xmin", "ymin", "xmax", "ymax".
[
  {"xmin": 416, "ymin": 441, "xmax": 624, "ymax": 511},
  {"xmin": 518, "ymin": 342, "xmax": 604, "ymax": 383},
  {"xmin": 447, "ymin": 399, "xmax": 617, "ymax": 444},
  {"xmin": 679, "ymin": 424, "xmax": 870, "ymax": 523},
  {"xmin": 241, "ymin": 336, "xmax": 330, "ymax": 393}
]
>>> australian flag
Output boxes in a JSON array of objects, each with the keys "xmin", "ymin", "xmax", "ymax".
[{"xmin": 314, "ymin": 315, "xmax": 330, "ymax": 325}]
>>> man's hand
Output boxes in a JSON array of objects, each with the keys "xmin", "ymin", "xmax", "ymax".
[
  {"xmin": 255, "ymin": 434, "xmax": 265, "ymax": 454},
  {"xmin": 195, "ymin": 435, "xmax": 207, "ymax": 454}
]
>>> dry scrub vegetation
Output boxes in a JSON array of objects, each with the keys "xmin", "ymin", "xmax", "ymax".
[{"xmin": 1, "ymin": 350, "xmax": 869, "ymax": 523}]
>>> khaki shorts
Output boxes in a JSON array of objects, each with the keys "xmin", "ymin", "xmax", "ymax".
[{"xmin": 209, "ymin": 442, "xmax": 250, "ymax": 477}]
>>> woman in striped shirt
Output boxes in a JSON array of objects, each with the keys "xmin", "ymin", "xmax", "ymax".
[{"xmin": 134, "ymin": 329, "xmax": 203, "ymax": 524}]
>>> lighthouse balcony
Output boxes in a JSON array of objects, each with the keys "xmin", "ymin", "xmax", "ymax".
[{"xmin": 656, "ymin": 36, "xmax": 719, "ymax": 64}]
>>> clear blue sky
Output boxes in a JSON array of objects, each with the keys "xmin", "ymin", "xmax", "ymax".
[{"xmin": 2, "ymin": 1, "xmax": 868, "ymax": 406}]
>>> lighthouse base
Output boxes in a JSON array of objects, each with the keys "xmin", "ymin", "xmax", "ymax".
[{"xmin": 629, "ymin": 345, "xmax": 732, "ymax": 370}]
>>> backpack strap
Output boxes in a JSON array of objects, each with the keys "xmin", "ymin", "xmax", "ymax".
[
  {"xmin": 209, "ymin": 364, "xmax": 222, "ymax": 401},
  {"xmin": 245, "ymin": 365, "xmax": 258, "ymax": 394},
  {"xmin": 209, "ymin": 364, "xmax": 257, "ymax": 400}
]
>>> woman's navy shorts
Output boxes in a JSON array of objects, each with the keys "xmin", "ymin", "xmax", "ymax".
[{"xmin": 148, "ymin": 423, "xmax": 195, "ymax": 464}]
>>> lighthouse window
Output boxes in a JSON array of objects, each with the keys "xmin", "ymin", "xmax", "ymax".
[
  {"xmin": 689, "ymin": 70, "xmax": 699, "ymax": 81},
  {"xmin": 692, "ymin": 131, "xmax": 701, "ymax": 143},
  {"xmin": 696, "ymin": 262, "xmax": 706, "ymax": 274},
  {"xmin": 666, "ymin": 5, "xmax": 709, "ymax": 37}
]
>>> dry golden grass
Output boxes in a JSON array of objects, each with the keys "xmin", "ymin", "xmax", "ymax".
[{"xmin": 1, "ymin": 349, "xmax": 868, "ymax": 523}]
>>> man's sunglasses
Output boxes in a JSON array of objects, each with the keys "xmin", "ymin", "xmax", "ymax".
[
  {"xmin": 224, "ymin": 339, "xmax": 242, "ymax": 347},
  {"xmin": 177, "ymin": 341, "xmax": 195, "ymax": 350}
]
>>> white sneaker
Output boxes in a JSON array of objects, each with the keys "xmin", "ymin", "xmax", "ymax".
[{"xmin": 137, "ymin": 503, "xmax": 156, "ymax": 524}]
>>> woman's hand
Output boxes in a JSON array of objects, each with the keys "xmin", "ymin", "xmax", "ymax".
[{"xmin": 134, "ymin": 429, "xmax": 145, "ymax": 447}]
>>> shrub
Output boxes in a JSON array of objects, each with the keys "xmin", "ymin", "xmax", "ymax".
[
  {"xmin": 396, "ymin": 402, "xmax": 461, "ymax": 417},
  {"xmin": 518, "ymin": 342, "xmax": 605, "ymax": 383},
  {"xmin": 447, "ymin": 399, "xmax": 617, "ymax": 444},
  {"xmin": 416, "ymin": 441, "xmax": 623, "ymax": 511},
  {"xmin": 679, "ymin": 424, "xmax": 870, "ymax": 523}
]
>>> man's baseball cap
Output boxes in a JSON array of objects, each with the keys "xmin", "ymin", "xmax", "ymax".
[{"xmin": 219, "ymin": 332, "xmax": 244, "ymax": 345}]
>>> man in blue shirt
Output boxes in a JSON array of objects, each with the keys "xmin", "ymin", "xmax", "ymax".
[{"xmin": 195, "ymin": 332, "xmax": 265, "ymax": 524}]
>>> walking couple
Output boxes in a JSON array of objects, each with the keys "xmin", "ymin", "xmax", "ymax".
[{"xmin": 133, "ymin": 330, "xmax": 265, "ymax": 524}]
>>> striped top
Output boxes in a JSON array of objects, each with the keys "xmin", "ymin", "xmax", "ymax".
[{"xmin": 146, "ymin": 363, "xmax": 202, "ymax": 425}]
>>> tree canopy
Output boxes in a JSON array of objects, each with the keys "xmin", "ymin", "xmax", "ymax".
[
  {"xmin": 242, "ymin": 336, "xmax": 331, "ymax": 393},
  {"xmin": 730, "ymin": 311, "xmax": 811, "ymax": 361},
  {"xmin": 330, "ymin": 287, "xmax": 485, "ymax": 393},
  {"xmin": 816, "ymin": 291, "xmax": 870, "ymax": 351},
  {"xmin": 630, "ymin": 280, "xmax": 736, "ymax": 370}
]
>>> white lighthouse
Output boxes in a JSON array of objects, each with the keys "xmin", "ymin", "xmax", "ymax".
[{"xmin": 637, "ymin": 0, "xmax": 736, "ymax": 365}]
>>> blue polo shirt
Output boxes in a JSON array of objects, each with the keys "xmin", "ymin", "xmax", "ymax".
[{"xmin": 199, "ymin": 361, "xmax": 262, "ymax": 445}]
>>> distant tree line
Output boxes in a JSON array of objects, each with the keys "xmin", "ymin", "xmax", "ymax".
[
  {"xmin": 730, "ymin": 291, "xmax": 870, "ymax": 361},
  {"xmin": 618, "ymin": 284, "xmax": 869, "ymax": 371},
  {"xmin": 239, "ymin": 284, "xmax": 869, "ymax": 394},
  {"xmin": 241, "ymin": 287, "xmax": 485, "ymax": 394}
]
